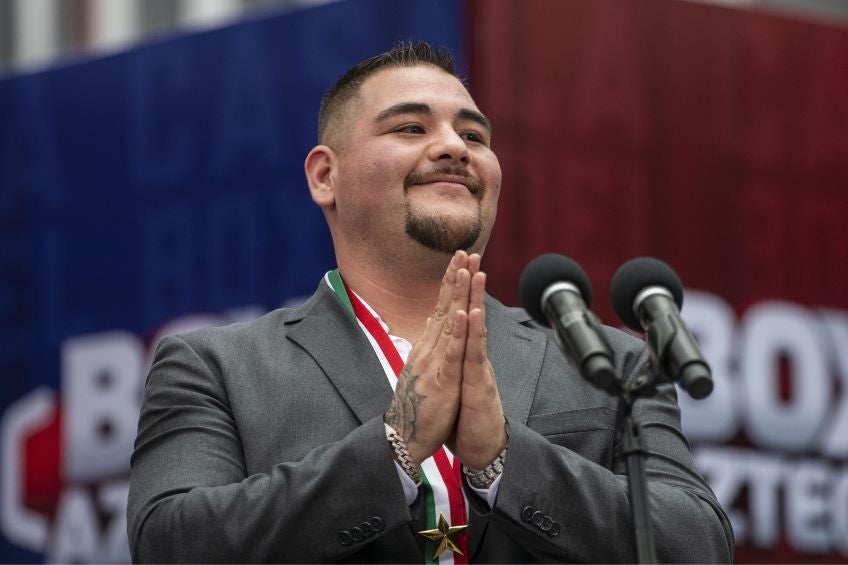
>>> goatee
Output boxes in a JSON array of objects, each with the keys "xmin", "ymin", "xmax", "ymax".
[
  {"xmin": 404, "ymin": 207, "xmax": 483, "ymax": 253},
  {"xmin": 403, "ymin": 166, "xmax": 485, "ymax": 253}
]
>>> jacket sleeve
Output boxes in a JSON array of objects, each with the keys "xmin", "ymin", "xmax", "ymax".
[
  {"xmin": 468, "ymin": 329, "xmax": 735, "ymax": 563},
  {"xmin": 126, "ymin": 334, "xmax": 418, "ymax": 563}
]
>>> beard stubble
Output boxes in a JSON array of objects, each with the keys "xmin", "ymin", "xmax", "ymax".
[{"xmin": 403, "ymin": 167, "xmax": 485, "ymax": 253}]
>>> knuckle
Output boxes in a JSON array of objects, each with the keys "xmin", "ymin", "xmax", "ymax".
[
  {"xmin": 465, "ymin": 352, "xmax": 483, "ymax": 366},
  {"xmin": 444, "ymin": 340, "xmax": 464, "ymax": 363},
  {"xmin": 443, "ymin": 350, "xmax": 459, "ymax": 365}
]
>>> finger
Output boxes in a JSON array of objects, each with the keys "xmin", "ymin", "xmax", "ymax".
[
  {"xmin": 469, "ymin": 271, "xmax": 486, "ymax": 323},
  {"xmin": 434, "ymin": 251, "xmax": 468, "ymax": 317},
  {"xmin": 435, "ymin": 251, "xmax": 466, "ymax": 317},
  {"xmin": 441, "ymin": 309, "xmax": 468, "ymax": 386},
  {"xmin": 464, "ymin": 306, "xmax": 487, "ymax": 368},
  {"xmin": 461, "ymin": 272, "xmax": 486, "ymax": 371},
  {"xmin": 468, "ymin": 253, "xmax": 482, "ymax": 275},
  {"xmin": 431, "ymin": 267, "xmax": 471, "ymax": 360},
  {"xmin": 418, "ymin": 251, "xmax": 468, "ymax": 352}
]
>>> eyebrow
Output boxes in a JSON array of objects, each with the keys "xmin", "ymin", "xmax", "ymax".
[
  {"xmin": 375, "ymin": 102, "xmax": 430, "ymax": 123},
  {"xmin": 375, "ymin": 102, "xmax": 493, "ymax": 135},
  {"xmin": 457, "ymin": 108, "xmax": 492, "ymax": 135}
]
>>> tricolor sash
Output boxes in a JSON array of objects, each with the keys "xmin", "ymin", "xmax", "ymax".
[{"xmin": 327, "ymin": 269, "xmax": 468, "ymax": 563}]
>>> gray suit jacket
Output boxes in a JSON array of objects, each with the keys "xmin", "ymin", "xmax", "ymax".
[{"xmin": 127, "ymin": 283, "xmax": 734, "ymax": 563}]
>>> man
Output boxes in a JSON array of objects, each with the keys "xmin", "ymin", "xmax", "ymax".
[{"xmin": 127, "ymin": 42, "xmax": 733, "ymax": 563}]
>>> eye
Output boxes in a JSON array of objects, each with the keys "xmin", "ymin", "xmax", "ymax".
[
  {"xmin": 461, "ymin": 131, "xmax": 487, "ymax": 145},
  {"xmin": 393, "ymin": 124, "xmax": 425, "ymax": 134}
]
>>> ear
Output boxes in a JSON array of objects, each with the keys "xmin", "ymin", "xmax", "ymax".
[{"xmin": 304, "ymin": 145, "xmax": 337, "ymax": 208}]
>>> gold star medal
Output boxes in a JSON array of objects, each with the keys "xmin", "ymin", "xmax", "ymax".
[{"xmin": 418, "ymin": 512, "xmax": 468, "ymax": 559}]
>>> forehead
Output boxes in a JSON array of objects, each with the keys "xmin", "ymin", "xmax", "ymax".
[{"xmin": 357, "ymin": 65, "xmax": 479, "ymax": 115}]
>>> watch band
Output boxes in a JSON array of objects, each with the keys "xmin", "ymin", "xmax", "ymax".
[
  {"xmin": 384, "ymin": 422, "xmax": 421, "ymax": 483},
  {"xmin": 463, "ymin": 445, "xmax": 507, "ymax": 488},
  {"xmin": 463, "ymin": 419, "xmax": 509, "ymax": 489}
]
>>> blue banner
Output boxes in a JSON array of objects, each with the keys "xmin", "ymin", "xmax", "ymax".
[{"xmin": 0, "ymin": 1, "xmax": 460, "ymax": 561}]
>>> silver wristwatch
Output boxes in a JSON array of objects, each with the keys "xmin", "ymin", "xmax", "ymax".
[{"xmin": 463, "ymin": 445, "xmax": 507, "ymax": 488}]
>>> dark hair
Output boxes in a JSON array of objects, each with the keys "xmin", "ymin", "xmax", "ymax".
[{"xmin": 317, "ymin": 41, "xmax": 459, "ymax": 144}]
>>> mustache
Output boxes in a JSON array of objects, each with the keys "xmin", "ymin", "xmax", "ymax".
[{"xmin": 404, "ymin": 167, "xmax": 485, "ymax": 197}]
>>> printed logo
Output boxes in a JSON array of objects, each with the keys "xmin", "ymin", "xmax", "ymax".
[{"xmin": 0, "ymin": 309, "xmax": 264, "ymax": 562}]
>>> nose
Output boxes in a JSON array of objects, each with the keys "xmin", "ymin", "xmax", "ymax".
[{"xmin": 428, "ymin": 125, "xmax": 469, "ymax": 164}]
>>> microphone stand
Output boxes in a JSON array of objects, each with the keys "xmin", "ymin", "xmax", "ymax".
[
  {"xmin": 618, "ymin": 377, "xmax": 658, "ymax": 564},
  {"xmin": 569, "ymin": 316, "xmax": 660, "ymax": 563},
  {"xmin": 616, "ymin": 305, "xmax": 713, "ymax": 564}
]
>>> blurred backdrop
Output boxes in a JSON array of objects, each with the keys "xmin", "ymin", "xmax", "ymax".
[{"xmin": 2, "ymin": 0, "xmax": 848, "ymax": 562}]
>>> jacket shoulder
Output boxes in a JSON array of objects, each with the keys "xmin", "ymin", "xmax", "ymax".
[{"xmin": 156, "ymin": 283, "xmax": 336, "ymax": 355}]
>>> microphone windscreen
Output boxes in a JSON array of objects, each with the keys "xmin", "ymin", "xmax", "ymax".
[
  {"xmin": 610, "ymin": 257, "xmax": 684, "ymax": 330},
  {"xmin": 519, "ymin": 254, "xmax": 592, "ymax": 324}
]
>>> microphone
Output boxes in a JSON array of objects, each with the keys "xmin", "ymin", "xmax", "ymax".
[
  {"xmin": 519, "ymin": 254, "xmax": 617, "ymax": 391},
  {"xmin": 610, "ymin": 257, "xmax": 713, "ymax": 399}
]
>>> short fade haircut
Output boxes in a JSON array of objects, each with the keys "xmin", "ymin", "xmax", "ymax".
[{"xmin": 317, "ymin": 41, "xmax": 460, "ymax": 145}]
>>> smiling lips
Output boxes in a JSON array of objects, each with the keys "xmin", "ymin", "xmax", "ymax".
[
  {"xmin": 419, "ymin": 175, "xmax": 472, "ymax": 190},
  {"xmin": 406, "ymin": 168, "xmax": 485, "ymax": 197}
]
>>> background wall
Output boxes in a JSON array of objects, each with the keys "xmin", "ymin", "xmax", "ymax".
[
  {"xmin": 1, "ymin": 0, "xmax": 847, "ymax": 562},
  {"xmin": 471, "ymin": 2, "xmax": 848, "ymax": 563}
]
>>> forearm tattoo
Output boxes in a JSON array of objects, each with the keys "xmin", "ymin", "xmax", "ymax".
[{"xmin": 385, "ymin": 367, "xmax": 427, "ymax": 443}]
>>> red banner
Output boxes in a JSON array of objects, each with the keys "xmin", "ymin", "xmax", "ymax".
[{"xmin": 469, "ymin": 0, "xmax": 848, "ymax": 562}]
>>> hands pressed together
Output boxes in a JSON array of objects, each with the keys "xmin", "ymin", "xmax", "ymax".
[{"xmin": 384, "ymin": 250, "xmax": 508, "ymax": 471}]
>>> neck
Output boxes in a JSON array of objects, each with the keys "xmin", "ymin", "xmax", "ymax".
[{"xmin": 336, "ymin": 253, "xmax": 449, "ymax": 342}]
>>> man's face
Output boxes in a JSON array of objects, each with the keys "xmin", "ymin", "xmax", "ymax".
[{"xmin": 329, "ymin": 65, "xmax": 501, "ymax": 256}]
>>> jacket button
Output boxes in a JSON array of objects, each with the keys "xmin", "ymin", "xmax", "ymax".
[
  {"xmin": 521, "ymin": 506, "xmax": 534, "ymax": 522},
  {"xmin": 531, "ymin": 511, "xmax": 545, "ymax": 527},
  {"xmin": 359, "ymin": 522, "xmax": 373, "ymax": 536},
  {"xmin": 370, "ymin": 516, "xmax": 385, "ymax": 532},
  {"xmin": 350, "ymin": 526, "xmax": 364, "ymax": 541},
  {"xmin": 338, "ymin": 531, "xmax": 353, "ymax": 546},
  {"xmin": 541, "ymin": 515, "xmax": 553, "ymax": 531},
  {"xmin": 547, "ymin": 522, "xmax": 561, "ymax": 537}
]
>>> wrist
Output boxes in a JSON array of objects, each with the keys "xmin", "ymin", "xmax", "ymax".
[
  {"xmin": 384, "ymin": 422, "xmax": 421, "ymax": 483},
  {"xmin": 463, "ymin": 419, "xmax": 509, "ymax": 489}
]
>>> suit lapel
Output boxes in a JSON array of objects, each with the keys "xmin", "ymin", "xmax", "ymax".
[
  {"xmin": 285, "ymin": 283, "xmax": 393, "ymax": 424},
  {"xmin": 468, "ymin": 297, "xmax": 548, "ymax": 559},
  {"xmin": 288, "ymin": 285, "xmax": 429, "ymax": 552},
  {"xmin": 485, "ymin": 296, "xmax": 547, "ymax": 426}
]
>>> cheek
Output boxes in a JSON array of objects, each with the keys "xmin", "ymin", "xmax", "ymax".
[
  {"xmin": 357, "ymin": 147, "xmax": 410, "ymax": 188},
  {"xmin": 482, "ymin": 156, "xmax": 502, "ymax": 197},
  {"xmin": 480, "ymin": 158, "xmax": 501, "ymax": 220},
  {"xmin": 338, "ymin": 154, "xmax": 386, "ymax": 197},
  {"xmin": 477, "ymin": 149, "xmax": 501, "ymax": 180},
  {"xmin": 337, "ymin": 160, "xmax": 409, "ymax": 220}
]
